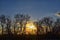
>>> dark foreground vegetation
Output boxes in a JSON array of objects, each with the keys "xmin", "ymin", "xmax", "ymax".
[
  {"xmin": 0, "ymin": 33, "xmax": 60, "ymax": 40},
  {"xmin": 0, "ymin": 14, "xmax": 60, "ymax": 40}
]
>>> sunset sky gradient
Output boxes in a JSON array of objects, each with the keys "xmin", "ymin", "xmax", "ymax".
[{"xmin": 0, "ymin": 0, "xmax": 60, "ymax": 20}]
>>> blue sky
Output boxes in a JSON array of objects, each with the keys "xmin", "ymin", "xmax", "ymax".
[{"xmin": 0, "ymin": 0, "xmax": 60, "ymax": 20}]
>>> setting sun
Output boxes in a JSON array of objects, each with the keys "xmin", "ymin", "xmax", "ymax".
[
  {"xmin": 26, "ymin": 22, "xmax": 36, "ymax": 29},
  {"xmin": 25, "ymin": 21, "xmax": 37, "ymax": 35}
]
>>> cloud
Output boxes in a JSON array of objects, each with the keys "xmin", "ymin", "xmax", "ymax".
[{"xmin": 55, "ymin": 12, "xmax": 60, "ymax": 17}]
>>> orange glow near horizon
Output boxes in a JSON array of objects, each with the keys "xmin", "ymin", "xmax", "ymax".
[{"xmin": 25, "ymin": 21, "xmax": 37, "ymax": 35}]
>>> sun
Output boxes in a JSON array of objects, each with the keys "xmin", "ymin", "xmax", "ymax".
[
  {"xmin": 29, "ymin": 25, "xmax": 34, "ymax": 29},
  {"xmin": 25, "ymin": 21, "xmax": 37, "ymax": 35},
  {"xmin": 26, "ymin": 23, "xmax": 35, "ymax": 29}
]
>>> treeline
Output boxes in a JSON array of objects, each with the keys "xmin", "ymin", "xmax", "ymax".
[
  {"xmin": 0, "ymin": 13, "xmax": 60, "ymax": 35},
  {"xmin": 0, "ymin": 14, "xmax": 30, "ymax": 35}
]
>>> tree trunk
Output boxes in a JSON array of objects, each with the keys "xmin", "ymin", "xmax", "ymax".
[
  {"xmin": 14, "ymin": 24, "xmax": 16, "ymax": 35},
  {"xmin": 2, "ymin": 25, "xmax": 3, "ymax": 35},
  {"xmin": 6, "ymin": 24, "xmax": 11, "ymax": 36},
  {"xmin": 20, "ymin": 22, "xmax": 22, "ymax": 34}
]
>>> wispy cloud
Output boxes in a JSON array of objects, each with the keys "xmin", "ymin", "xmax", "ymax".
[{"xmin": 55, "ymin": 12, "xmax": 60, "ymax": 17}]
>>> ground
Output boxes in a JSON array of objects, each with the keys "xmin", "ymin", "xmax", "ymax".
[{"xmin": 0, "ymin": 33, "xmax": 60, "ymax": 40}]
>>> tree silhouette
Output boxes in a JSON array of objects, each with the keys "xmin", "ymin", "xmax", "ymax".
[
  {"xmin": 0, "ymin": 15, "xmax": 6, "ymax": 35},
  {"xmin": 14, "ymin": 14, "xmax": 20, "ymax": 34},
  {"xmin": 53, "ymin": 18, "xmax": 60, "ymax": 34},
  {"xmin": 23, "ymin": 14, "xmax": 30, "ymax": 34},
  {"xmin": 34, "ymin": 21, "xmax": 39, "ymax": 35},
  {"xmin": 14, "ymin": 14, "xmax": 30, "ymax": 34},
  {"xmin": 6, "ymin": 16, "xmax": 11, "ymax": 35},
  {"xmin": 37, "ymin": 20, "xmax": 44, "ymax": 34},
  {"xmin": 42, "ymin": 17, "xmax": 53, "ymax": 33}
]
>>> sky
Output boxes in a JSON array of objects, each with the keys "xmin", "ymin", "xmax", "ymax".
[{"xmin": 0, "ymin": 0, "xmax": 60, "ymax": 20}]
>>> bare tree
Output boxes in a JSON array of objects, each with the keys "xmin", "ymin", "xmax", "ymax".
[
  {"xmin": 37, "ymin": 20, "xmax": 44, "ymax": 34},
  {"xmin": 53, "ymin": 18, "xmax": 60, "ymax": 34},
  {"xmin": 0, "ymin": 15, "xmax": 6, "ymax": 35},
  {"xmin": 6, "ymin": 16, "xmax": 11, "ymax": 35},
  {"xmin": 42, "ymin": 17, "xmax": 53, "ymax": 33},
  {"xmin": 14, "ymin": 14, "xmax": 30, "ymax": 34},
  {"xmin": 23, "ymin": 14, "xmax": 30, "ymax": 34}
]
